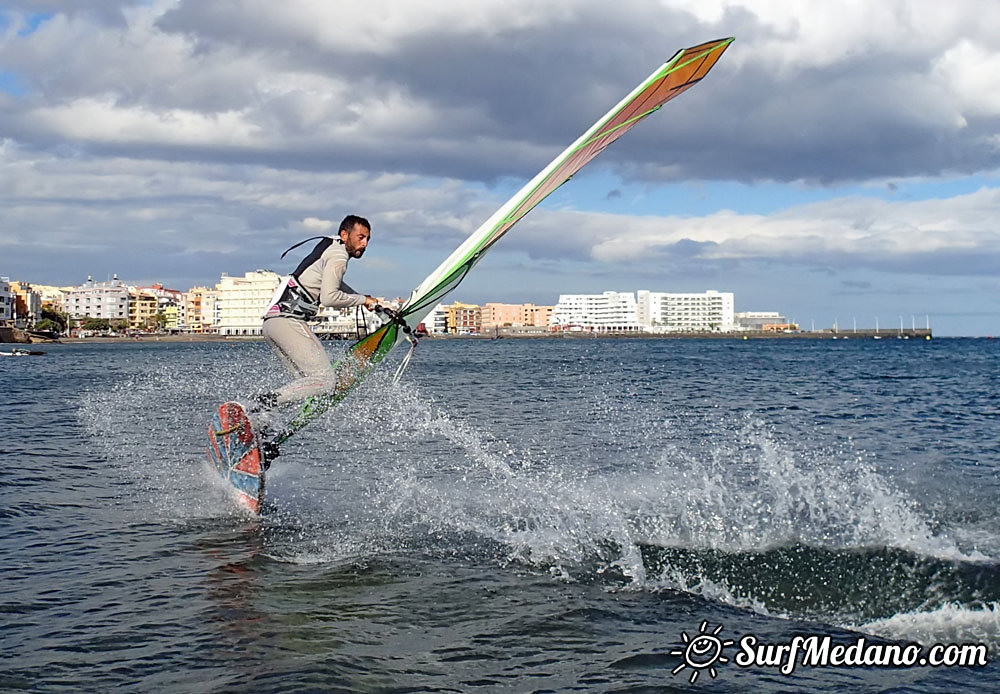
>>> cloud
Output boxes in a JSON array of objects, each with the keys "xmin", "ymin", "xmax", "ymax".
[
  {"xmin": 301, "ymin": 216, "xmax": 334, "ymax": 232},
  {"xmin": 511, "ymin": 187, "xmax": 1000, "ymax": 278},
  {"xmin": 1, "ymin": 0, "xmax": 996, "ymax": 184}
]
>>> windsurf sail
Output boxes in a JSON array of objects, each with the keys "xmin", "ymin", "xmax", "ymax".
[{"xmin": 273, "ymin": 37, "xmax": 734, "ymax": 446}]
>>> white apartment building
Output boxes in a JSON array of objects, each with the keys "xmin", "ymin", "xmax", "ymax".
[
  {"xmin": 201, "ymin": 290, "xmax": 219, "ymax": 332},
  {"xmin": 215, "ymin": 270, "xmax": 281, "ymax": 336},
  {"xmin": 0, "ymin": 277, "xmax": 12, "ymax": 323},
  {"xmin": 551, "ymin": 291, "xmax": 640, "ymax": 332},
  {"xmin": 66, "ymin": 276, "xmax": 130, "ymax": 321},
  {"xmin": 636, "ymin": 289, "xmax": 735, "ymax": 332},
  {"xmin": 28, "ymin": 285, "xmax": 71, "ymax": 312},
  {"xmin": 422, "ymin": 303, "xmax": 449, "ymax": 334}
]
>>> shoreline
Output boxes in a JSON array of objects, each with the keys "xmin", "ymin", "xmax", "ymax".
[{"xmin": 6, "ymin": 328, "xmax": 945, "ymax": 345}]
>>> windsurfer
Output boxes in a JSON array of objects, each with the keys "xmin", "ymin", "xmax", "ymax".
[{"xmin": 255, "ymin": 214, "xmax": 378, "ymax": 414}]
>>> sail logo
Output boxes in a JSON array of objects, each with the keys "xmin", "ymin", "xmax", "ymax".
[{"xmin": 671, "ymin": 622, "xmax": 988, "ymax": 682}]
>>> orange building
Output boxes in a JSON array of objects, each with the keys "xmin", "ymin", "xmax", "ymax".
[{"xmin": 481, "ymin": 302, "xmax": 553, "ymax": 329}]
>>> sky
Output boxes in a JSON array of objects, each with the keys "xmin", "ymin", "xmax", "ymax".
[{"xmin": 1, "ymin": 1, "xmax": 999, "ymax": 336}]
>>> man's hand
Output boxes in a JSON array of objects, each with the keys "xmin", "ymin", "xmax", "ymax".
[{"xmin": 363, "ymin": 295, "xmax": 379, "ymax": 311}]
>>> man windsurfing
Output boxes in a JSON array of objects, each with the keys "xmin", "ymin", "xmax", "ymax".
[{"xmin": 254, "ymin": 214, "xmax": 378, "ymax": 417}]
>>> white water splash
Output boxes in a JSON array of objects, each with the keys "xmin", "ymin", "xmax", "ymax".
[
  {"xmin": 860, "ymin": 602, "xmax": 1000, "ymax": 653},
  {"xmin": 73, "ymin": 341, "xmax": 1000, "ymax": 661}
]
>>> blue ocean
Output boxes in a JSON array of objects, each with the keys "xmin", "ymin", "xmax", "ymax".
[{"xmin": 2, "ymin": 337, "xmax": 998, "ymax": 692}]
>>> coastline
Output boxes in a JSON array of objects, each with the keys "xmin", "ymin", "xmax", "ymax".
[{"xmin": 6, "ymin": 328, "xmax": 939, "ymax": 345}]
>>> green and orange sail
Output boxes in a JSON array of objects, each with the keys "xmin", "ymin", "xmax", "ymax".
[{"xmin": 276, "ymin": 37, "xmax": 734, "ymax": 444}]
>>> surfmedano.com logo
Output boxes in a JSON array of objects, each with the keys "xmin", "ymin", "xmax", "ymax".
[
  {"xmin": 670, "ymin": 621, "xmax": 989, "ymax": 683},
  {"xmin": 671, "ymin": 621, "xmax": 735, "ymax": 683}
]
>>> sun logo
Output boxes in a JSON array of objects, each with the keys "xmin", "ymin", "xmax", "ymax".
[{"xmin": 670, "ymin": 620, "xmax": 735, "ymax": 683}]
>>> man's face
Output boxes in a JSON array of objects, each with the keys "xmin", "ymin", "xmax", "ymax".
[{"xmin": 340, "ymin": 223, "xmax": 370, "ymax": 258}]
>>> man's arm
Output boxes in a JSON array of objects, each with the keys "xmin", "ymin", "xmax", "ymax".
[{"xmin": 319, "ymin": 258, "xmax": 376, "ymax": 309}]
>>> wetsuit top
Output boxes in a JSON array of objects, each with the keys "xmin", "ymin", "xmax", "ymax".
[{"xmin": 265, "ymin": 238, "xmax": 366, "ymax": 320}]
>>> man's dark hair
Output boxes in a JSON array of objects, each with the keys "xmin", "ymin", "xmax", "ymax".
[{"xmin": 339, "ymin": 215, "xmax": 370, "ymax": 234}]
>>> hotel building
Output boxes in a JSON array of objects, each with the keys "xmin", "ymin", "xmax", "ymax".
[
  {"xmin": 551, "ymin": 291, "xmax": 640, "ymax": 332},
  {"xmin": 636, "ymin": 290, "xmax": 735, "ymax": 332},
  {"xmin": 215, "ymin": 270, "xmax": 281, "ymax": 336}
]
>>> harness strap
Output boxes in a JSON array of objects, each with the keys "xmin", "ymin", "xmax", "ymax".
[{"xmin": 280, "ymin": 235, "xmax": 328, "ymax": 259}]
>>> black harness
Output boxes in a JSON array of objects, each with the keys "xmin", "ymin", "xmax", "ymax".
[{"xmin": 270, "ymin": 236, "xmax": 340, "ymax": 320}]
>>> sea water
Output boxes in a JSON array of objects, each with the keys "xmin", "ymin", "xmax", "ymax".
[{"xmin": 2, "ymin": 337, "xmax": 998, "ymax": 691}]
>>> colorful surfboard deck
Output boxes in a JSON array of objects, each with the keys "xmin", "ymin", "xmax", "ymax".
[{"xmin": 207, "ymin": 401, "xmax": 266, "ymax": 514}]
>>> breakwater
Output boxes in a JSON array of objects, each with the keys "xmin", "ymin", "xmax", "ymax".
[{"xmin": 0, "ymin": 327, "xmax": 30, "ymax": 344}]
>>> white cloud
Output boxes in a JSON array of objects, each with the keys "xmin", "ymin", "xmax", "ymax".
[
  {"xmin": 301, "ymin": 217, "xmax": 334, "ymax": 232},
  {"xmin": 519, "ymin": 188, "xmax": 1000, "ymax": 276},
  {"xmin": 933, "ymin": 39, "xmax": 1000, "ymax": 119},
  {"xmin": 158, "ymin": 0, "xmax": 580, "ymax": 53},
  {"xmin": 28, "ymin": 98, "xmax": 261, "ymax": 146}
]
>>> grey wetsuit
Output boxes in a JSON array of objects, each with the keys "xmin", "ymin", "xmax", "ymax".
[{"xmin": 262, "ymin": 238, "xmax": 366, "ymax": 405}]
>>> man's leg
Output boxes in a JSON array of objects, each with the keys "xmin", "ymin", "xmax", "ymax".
[{"xmin": 261, "ymin": 317, "xmax": 337, "ymax": 406}]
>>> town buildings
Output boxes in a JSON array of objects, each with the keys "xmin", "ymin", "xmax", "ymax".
[
  {"xmin": 448, "ymin": 302, "xmax": 483, "ymax": 335},
  {"xmin": 25, "ymin": 284, "xmax": 72, "ymax": 313},
  {"xmin": 183, "ymin": 286, "xmax": 220, "ymax": 333},
  {"xmin": 3, "ymin": 264, "xmax": 789, "ymax": 337},
  {"xmin": 129, "ymin": 288, "xmax": 158, "ymax": 330},
  {"xmin": 183, "ymin": 287, "xmax": 208, "ymax": 333}
]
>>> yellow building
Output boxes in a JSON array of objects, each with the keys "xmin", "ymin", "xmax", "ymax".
[
  {"xmin": 163, "ymin": 304, "xmax": 179, "ymax": 331},
  {"xmin": 446, "ymin": 302, "xmax": 482, "ymax": 334},
  {"xmin": 129, "ymin": 289, "xmax": 159, "ymax": 331},
  {"xmin": 185, "ymin": 292, "xmax": 202, "ymax": 332}
]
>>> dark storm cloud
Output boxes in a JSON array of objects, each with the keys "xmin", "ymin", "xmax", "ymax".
[{"xmin": 144, "ymin": 0, "xmax": 1000, "ymax": 184}]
